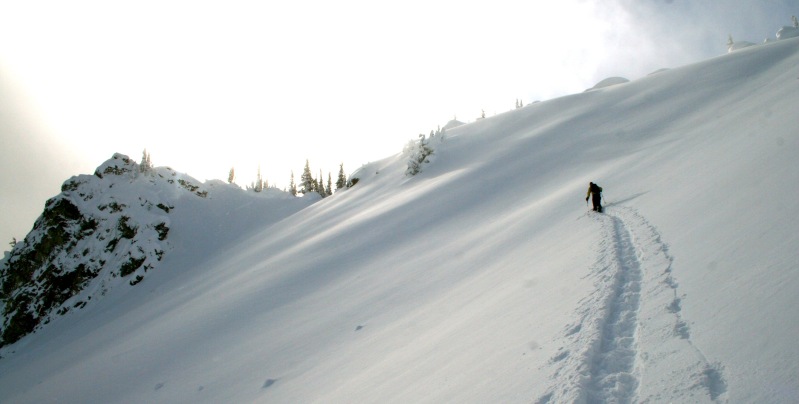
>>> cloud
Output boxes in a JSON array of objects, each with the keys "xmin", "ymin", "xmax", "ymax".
[{"xmin": 0, "ymin": 70, "xmax": 88, "ymax": 245}]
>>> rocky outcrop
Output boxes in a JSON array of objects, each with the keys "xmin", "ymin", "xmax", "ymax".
[{"xmin": 0, "ymin": 153, "xmax": 208, "ymax": 347}]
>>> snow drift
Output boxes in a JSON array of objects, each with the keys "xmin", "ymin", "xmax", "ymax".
[{"xmin": 0, "ymin": 36, "xmax": 798, "ymax": 403}]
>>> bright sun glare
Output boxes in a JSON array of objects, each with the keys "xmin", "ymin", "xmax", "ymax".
[{"xmin": 1, "ymin": 0, "xmax": 625, "ymax": 189}]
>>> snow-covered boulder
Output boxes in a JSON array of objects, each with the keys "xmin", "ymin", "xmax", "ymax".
[
  {"xmin": 585, "ymin": 77, "xmax": 630, "ymax": 92},
  {"xmin": 728, "ymin": 40, "xmax": 757, "ymax": 53},
  {"xmin": 441, "ymin": 119, "xmax": 465, "ymax": 131},
  {"xmin": 93, "ymin": 153, "xmax": 137, "ymax": 178}
]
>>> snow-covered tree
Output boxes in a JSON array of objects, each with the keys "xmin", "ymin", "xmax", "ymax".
[
  {"xmin": 139, "ymin": 149, "xmax": 153, "ymax": 174},
  {"xmin": 228, "ymin": 167, "xmax": 235, "ymax": 184},
  {"xmin": 405, "ymin": 133, "xmax": 435, "ymax": 176},
  {"xmin": 289, "ymin": 171, "xmax": 298, "ymax": 196},
  {"xmin": 300, "ymin": 160, "xmax": 313, "ymax": 195},
  {"xmin": 317, "ymin": 170, "xmax": 327, "ymax": 197},
  {"xmin": 253, "ymin": 165, "xmax": 265, "ymax": 192},
  {"xmin": 793, "ymin": 15, "xmax": 798, "ymax": 28},
  {"xmin": 336, "ymin": 163, "xmax": 347, "ymax": 191},
  {"xmin": 326, "ymin": 173, "xmax": 333, "ymax": 196}
]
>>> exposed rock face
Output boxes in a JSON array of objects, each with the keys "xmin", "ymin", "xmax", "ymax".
[{"xmin": 0, "ymin": 153, "xmax": 208, "ymax": 346}]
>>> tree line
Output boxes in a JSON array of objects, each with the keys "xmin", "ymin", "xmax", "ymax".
[
  {"xmin": 140, "ymin": 149, "xmax": 350, "ymax": 198},
  {"xmin": 227, "ymin": 159, "xmax": 350, "ymax": 198}
]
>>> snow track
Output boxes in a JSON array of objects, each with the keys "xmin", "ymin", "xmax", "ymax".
[{"xmin": 537, "ymin": 206, "xmax": 728, "ymax": 404}]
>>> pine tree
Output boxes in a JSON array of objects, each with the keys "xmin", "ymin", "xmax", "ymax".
[
  {"xmin": 254, "ymin": 165, "xmax": 264, "ymax": 192},
  {"xmin": 317, "ymin": 170, "xmax": 326, "ymax": 197},
  {"xmin": 289, "ymin": 171, "xmax": 298, "ymax": 196},
  {"xmin": 727, "ymin": 34, "xmax": 734, "ymax": 47},
  {"xmin": 793, "ymin": 15, "xmax": 798, "ymax": 28},
  {"xmin": 300, "ymin": 160, "xmax": 313, "ymax": 194},
  {"xmin": 326, "ymin": 173, "xmax": 333, "ymax": 196},
  {"xmin": 336, "ymin": 163, "xmax": 347, "ymax": 191},
  {"xmin": 228, "ymin": 167, "xmax": 235, "ymax": 184}
]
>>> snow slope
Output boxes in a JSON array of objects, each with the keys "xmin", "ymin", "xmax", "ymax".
[{"xmin": 1, "ymin": 37, "xmax": 798, "ymax": 403}]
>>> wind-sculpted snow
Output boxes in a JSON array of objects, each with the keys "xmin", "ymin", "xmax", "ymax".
[{"xmin": 538, "ymin": 206, "xmax": 728, "ymax": 403}]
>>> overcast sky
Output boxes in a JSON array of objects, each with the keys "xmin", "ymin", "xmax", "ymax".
[{"xmin": 1, "ymin": 0, "xmax": 796, "ymax": 246}]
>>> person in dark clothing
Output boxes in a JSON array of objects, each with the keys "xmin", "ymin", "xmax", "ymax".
[{"xmin": 586, "ymin": 182, "xmax": 603, "ymax": 212}]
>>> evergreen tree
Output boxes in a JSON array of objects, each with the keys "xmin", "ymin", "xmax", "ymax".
[
  {"xmin": 727, "ymin": 34, "xmax": 734, "ymax": 47},
  {"xmin": 254, "ymin": 165, "xmax": 264, "ymax": 192},
  {"xmin": 300, "ymin": 159, "xmax": 313, "ymax": 194},
  {"xmin": 289, "ymin": 171, "xmax": 298, "ymax": 196},
  {"xmin": 405, "ymin": 133, "xmax": 434, "ymax": 176},
  {"xmin": 326, "ymin": 173, "xmax": 333, "ymax": 196},
  {"xmin": 336, "ymin": 163, "xmax": 347, "ymax": 191},
  {"xmin": 317, "ymin": 170, "xmax": 326, "ymax": 197},
  {"xmin": 793, "ymin": 15, "xmax": 798, "ymax": 28},
  {"xmin": 228, "ymin": 167, "xmax": 235, "ymax": 184}
]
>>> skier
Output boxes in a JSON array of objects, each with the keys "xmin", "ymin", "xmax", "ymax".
[{"xmin": 586, "ymin": 182, "xmax": 603, "ymax": 212}]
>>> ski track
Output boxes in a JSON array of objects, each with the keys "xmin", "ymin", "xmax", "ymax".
[{"xmin": 537, "ymin": 206, "xmax": 728, "ymax": 404}]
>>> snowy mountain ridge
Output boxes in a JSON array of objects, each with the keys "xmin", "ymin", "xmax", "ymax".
[
  {"xmin": 0, "ymin": 153, "xmax": 312, "ymax": 347},
  {"xmin": 0, "ymin": 36, "xmax": 798, "ymax": 403}
]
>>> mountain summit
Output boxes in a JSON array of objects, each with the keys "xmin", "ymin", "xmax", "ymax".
[{"xmin": 0, "ymin": 153, "xmax": 310, "ymax": 347}]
